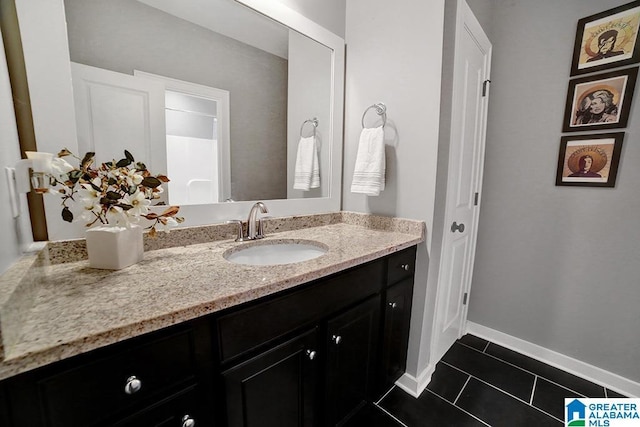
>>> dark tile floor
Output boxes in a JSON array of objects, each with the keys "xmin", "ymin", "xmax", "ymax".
[{"xmin": 345, "ymin": 334, "xmax": 626, "ymax": 426}]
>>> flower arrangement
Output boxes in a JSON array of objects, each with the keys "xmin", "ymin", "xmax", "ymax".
[{"xmin": 48, "ymin": 149, "xmax": 183, "ymax": 236}]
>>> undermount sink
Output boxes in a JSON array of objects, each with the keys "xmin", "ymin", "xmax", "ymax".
[{"xmin": 223, "ymin": 240, "xmax": 328, "ymax": 266}]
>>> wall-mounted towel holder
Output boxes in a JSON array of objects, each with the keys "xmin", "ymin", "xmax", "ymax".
[
  {"xmin": 361, "ymin": 102, "xmax": 387, "ymax": 129},
  {"xmin": 300, "ymin": 117, "xmax": 319, "ymax": 137}
]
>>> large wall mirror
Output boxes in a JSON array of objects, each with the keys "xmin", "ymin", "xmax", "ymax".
[{"xmin": 15, "ymin": 0, "xmax": 344, "ymax": 240}]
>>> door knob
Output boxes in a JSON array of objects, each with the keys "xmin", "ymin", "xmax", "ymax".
[
  {"xmin": 451, "ymin": 222, "xmax": 465, "ymax": 233},
  {"xmin": 332, "ymin": 335, "xmax": 342, "ymax": 345},
  {"xmin": 306, "ymin": 349, "xmax": 317, "ymax": 360}
]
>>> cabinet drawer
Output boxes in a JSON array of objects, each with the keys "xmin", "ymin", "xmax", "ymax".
[
  {"xmin": 112, "ymin": 385, "xmax": 207, "ymax": 427},
  {"xmin": 36, "ymin": 327, "xmax": 199, "ymax": 427},
  {"xmin": 386, "ymin": 246, "xmax": 417, "ymax": 285},
  {"xmin": 217, "ymin": 259, "xmax": 385, "ymax": 362}
]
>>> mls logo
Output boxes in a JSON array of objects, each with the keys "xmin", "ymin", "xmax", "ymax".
[{"xmin": 566, "ymin": 399, "xmax": 587, "ymax": 427}]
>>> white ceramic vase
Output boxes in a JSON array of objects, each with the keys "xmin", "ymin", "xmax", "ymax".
[{"xmin": 85, "ymin": 225, "xmax": 144, "ymax": 270}]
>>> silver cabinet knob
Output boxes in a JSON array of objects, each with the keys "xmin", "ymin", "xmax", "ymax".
[
  {"xmin": 182, "ymin": 415, "xmax": 196, "ymax": 427},
  {"xmin": 124, "ymin": 375, "xmax": 142, "ymax": 395},
  {"xmin": 388, "ymin": 302, "xmax": 398, "ymax": 309},
  {"xmin": 400, "ymin": 264, "xmax": 410, "ymax": 271},
  {"xmin": 332, "ymin": 335, "xmax": 342, "ymax": 345},
  {"xmin": 306, "ymin": 349, "xmax": 317, "ymax": 360}
]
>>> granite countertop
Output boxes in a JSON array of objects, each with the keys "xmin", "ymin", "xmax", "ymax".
[{"xmin": 0, "ymin": 212, "xmax": 424, "ymax": 381}]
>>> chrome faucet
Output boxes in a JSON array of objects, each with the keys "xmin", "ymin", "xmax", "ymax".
[{"xmin": 246, "ymin": 201, "xmax": 268, "ymax": 240}]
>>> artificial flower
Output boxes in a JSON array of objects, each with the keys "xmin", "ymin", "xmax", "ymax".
[{"xmin": 45, "ymin": 149, "xmax": 183, "ymax": 235}]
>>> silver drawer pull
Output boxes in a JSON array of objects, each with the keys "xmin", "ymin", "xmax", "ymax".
[
  {"xmin": 388, "ymin": 302, "xmax": 398, "ymax": 309},
  {"xmin": 124, "ymin": 375, "xmax": 142, "ymax": 395},
  {"xmin": 182, "ymin": 415, "xmax": 196, "ymax": 427},
  {"xmin": 306, "ymin": 349, "xmax": 317, "ymax": 360},
  {"xmin": 332, "ymin": 335, "xmax": 342, "ymax": 345},
  {"xmin": 400, "ymin": 264, "xmax": 410, "ymax": 271}
]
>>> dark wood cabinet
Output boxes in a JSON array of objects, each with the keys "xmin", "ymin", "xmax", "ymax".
[
  {"xmin": 222, "ymin": 328, "xmax": 319, "ymax": 427},
  {"xmin": 111, "ymin": 385, "xmax": 202, "ymax": 427},
  {"xmin": 0, "ymin": 384, "xmax": 10, "ymax": 426},
  {"xmin": 325, "ymin": 296, "xmax": 380, "ymax": 425},
  {"xmin": 4, "ymin": 321, "xmax": 214, "ymax": 427},
  {"xmin": 381, "ymin": 278, "xmax": 414, "ymax": 392},
  {"xmin": 1, "ymin": 246, "xmax": 417, "ymax": 427}
]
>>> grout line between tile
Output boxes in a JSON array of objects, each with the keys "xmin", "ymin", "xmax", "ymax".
[
  {"xmin": 453, "ymin": 375, "xmax": 471, "ymax": 405},
  {"xmin": 424, "ymin": 388, "xmax": 491, "ymax": 427},
  {"xmin": 530, "ymin": 375, "xmax": 538, "ymax": 405},
  {"xmin": 374, "ymin": 402, "xmax": 410, "ymax": 427},
  {"xmin": 376, "ymin": 385, "xmax": 396, "ymax": 405},
  {"xmin": 455, "ymin": 341, "xmax": 591, "ymax": 398},
  {"xmin": 440, "ymin": 360, "xmax": 564, "ymax": 423}
]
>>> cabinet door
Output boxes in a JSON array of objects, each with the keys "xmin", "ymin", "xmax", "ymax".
[
  {"xmin": 0, "ymin": 384, "xmax": 10, "ymax": 427},
  {"xmin": 222, "ymin": 328, "xmax": 319, "ymax": 427},
  {"xmin": 325, "ymin": 296, "xmax": 381, "ymax": 426},
  {"xmin": 381, "ymin": 278, "xmax": 414, "ymax": 392}
]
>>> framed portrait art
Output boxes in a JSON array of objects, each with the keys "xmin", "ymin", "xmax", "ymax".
[
  {"xmin": 570, "ymin": 0, "xmax": 640, "ymax": 76},
  {"xmin": 556, "ymin": 133, "xmax": 624, "ymax": 187},
  {"xmin": 562, "ymin": 67, "xmax": 638, "ymax": 132}
]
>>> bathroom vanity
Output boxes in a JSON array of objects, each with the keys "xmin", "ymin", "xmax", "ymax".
[{"xmin": 0, "ymin": 213, "xmax": 423, "ymax": 426}]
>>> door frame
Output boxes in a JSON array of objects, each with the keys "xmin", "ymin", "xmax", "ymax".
[
  {"xmin": 134, "ymin": 70, "xmax": 232, "ymax": 203},
  {"xmin": 430, "ymin": 0, "xmax": 492, "ymax": 364}
]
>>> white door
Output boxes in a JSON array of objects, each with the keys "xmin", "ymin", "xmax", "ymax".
[
  {"xmin": 71, "ymin": 62, "xmax": 167, "ymax": 175},
  {"xmin": 432, "ymin": 0, "xmax": 492, "ymax": 362}
]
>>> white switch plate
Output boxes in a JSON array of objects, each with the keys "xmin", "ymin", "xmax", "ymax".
[{"xmin": 5, "ymin": 166, "xmax": 20, "ymax": 218}]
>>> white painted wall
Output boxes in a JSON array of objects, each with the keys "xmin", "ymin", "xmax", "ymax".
[
  {"xmin": 465, "ymin": 0, "xmax": 640, "ymax": 383},
  {"xmin": 344, "ymin": 0, "xmax": 445, "ymax": 382},
  {"xmin": 0, "ymin": 30, "xmax": 32, "ymax": 274}
]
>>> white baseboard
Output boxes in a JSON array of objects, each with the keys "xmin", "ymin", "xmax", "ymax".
[
  {"xmin": 395, "ymin": 363, "xmax": 436, "ymax": 398},
  {"xmin": 466, "ymin": 321, "xmax": 640, "ymax": 398}
]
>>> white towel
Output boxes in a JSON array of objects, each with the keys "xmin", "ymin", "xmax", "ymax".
[
  {"xmin": 293, "ymin": 136, "xmax": 320, "ymax": 191},
  {"xmin": 351, "ymin": 126, "xmax": 385, "ymax": 196}
]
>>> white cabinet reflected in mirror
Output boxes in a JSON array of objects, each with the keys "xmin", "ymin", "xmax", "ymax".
[{"xmin": 64, "ymin": 0, "xmax": 333, "ymax": 204}]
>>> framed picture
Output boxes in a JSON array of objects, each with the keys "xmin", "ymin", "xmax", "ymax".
[
  {"xmin": 562, "ymin": 67, "xmax": 638, "ymax": 132},
  {"xmin": 570, "ymin": 0, "xmax": 640, "ymax": 76},
  {"xmin": 556, "ymin": 133, "xmax": 624, "ymax": 187}
]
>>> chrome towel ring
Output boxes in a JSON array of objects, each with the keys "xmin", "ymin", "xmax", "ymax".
[
  {"xmin": 361, "ymin": 102, "xmax": 387, "ymax": 129},
  {"xmin": 300, "ymin": 117, "xmax": 319, "ymax": 138}
]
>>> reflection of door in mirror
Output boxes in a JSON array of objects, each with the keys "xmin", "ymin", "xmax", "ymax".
[
  {"xmin": 16, "ymin": 0, "xmax": 343, "ymax": 238},
  {"xmin": 71, "ymin": 62, "xmax": 232, "ymax": 206},
  {"xmin": 134, "ymin": 71, "xmax": 232, "ymax": 206},
  {"xmin": 64, "ymin": 0, "xmax": 294, "ymax": 202},
  {"xmin": 165, "ymin": 91, "xmax": 224, "ymax": 205},
  {"xmin": 70, "ymin": 62, "xmax": 169, "ymax": 204}
]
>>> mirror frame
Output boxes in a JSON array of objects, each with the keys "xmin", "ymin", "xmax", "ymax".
[{"xmin": 14, "ymin": 0, "xmax": 344, "ymax": 240}]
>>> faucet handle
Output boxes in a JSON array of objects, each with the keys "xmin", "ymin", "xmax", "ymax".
[
  {"xmin": 256, "ymin": 216, "xmax": 271, "ymax": 239},
  {"xmin": 226, "ymin": 220, "xmax": 245, "ymax": 242}
]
